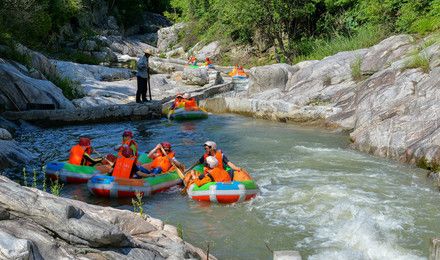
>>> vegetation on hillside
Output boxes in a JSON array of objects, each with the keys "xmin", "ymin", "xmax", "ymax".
[{"xmin": 165, "ymin": 0, "xmax": 440, "ymax": 64}]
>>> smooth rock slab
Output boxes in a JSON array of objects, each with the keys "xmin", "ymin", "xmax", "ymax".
[{"xmin": 0, "ymin": 176, "xmax": 213, "ymax": 259}]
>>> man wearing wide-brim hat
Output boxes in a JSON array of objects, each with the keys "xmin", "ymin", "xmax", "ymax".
[{"xmin": 136, "ymin": 49, "xmax": 152, "ymax": 103}]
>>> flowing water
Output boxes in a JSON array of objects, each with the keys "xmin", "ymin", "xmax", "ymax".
[{"xmin": 9, "ymin": 114, "xmax": 440, "ymax": 259}]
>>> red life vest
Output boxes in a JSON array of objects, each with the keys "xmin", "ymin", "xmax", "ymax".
[
  {"xmin": 203, "ymin": 150, "xmax": 224, "ymax": 169},
  {"xmin": 151, "ymin": 150, "xmax": 175, "ymax": 172},
  {"xmin": 117, "ymin": 139, "xmax": 139, "ymax": 157},
  {"xmin": 112, "ymin": 156, "xmax": 136, "ymax": 178}
]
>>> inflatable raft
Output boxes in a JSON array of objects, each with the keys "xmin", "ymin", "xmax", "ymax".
[
  {"xmin": 168, "ymin": 107, "xmax": 208, "ymax": 121},
  {"xmin": 87, "ymin": 169, "xmax": 182, "ymax": 198},
  {"xmin": 187, "ymin": 165, "xmax": 259, "ymax": 203},
  {"xmin": 46, "ymin": 153, "xmax": 150, "ymax": 184}
]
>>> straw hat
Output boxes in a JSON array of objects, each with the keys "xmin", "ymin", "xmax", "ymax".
[{"xmin": 144, "ymin": 49, "xmax": 152, "ymax": 55}]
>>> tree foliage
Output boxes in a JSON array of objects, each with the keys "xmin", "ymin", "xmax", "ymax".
[{"xmin": 167, "ymin": 0, "xmax": 440, "ymax": 62}]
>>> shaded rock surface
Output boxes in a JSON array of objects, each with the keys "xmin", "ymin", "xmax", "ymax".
[
  {"xmin": 0, "ymin": 176, "xmax": 213, "ymax": 259},
  {"xmin": 201, "ymin": 34, "xmax": 440, "ymax": 169},
  {"xmin": 0, "ymin": 140, "xmax": 35, "ymax": 169},
  {"xmin": 0, "ymin": 59, "xmax": 75, "ymax": 111}
]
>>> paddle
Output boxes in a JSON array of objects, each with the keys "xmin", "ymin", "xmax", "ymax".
[
  {"xmin": 147, "ymin": 74, "xmax": 152, "ymax": 101},
  {"xmin": 92, "ymin": 149, "xmax": 114, "ymax": 167}
]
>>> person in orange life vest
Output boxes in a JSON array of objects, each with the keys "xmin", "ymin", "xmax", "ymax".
[
  {"xmin": 191, "ymin": 156, "xmax": 231, "ymax": 187},
  {"xmin": 68, "ymin": 137, "xmax": 103, "ymax": 166},
  {"xmin": 137, "ymin": 142, "xmax": 184, "ymax": 177},
  {"xmin": 190, "ymin": 141, "xmax": 241, "ymax": 179},
  {"xmin": 110, "ymin": 146, "xmax": 140, "ymax": 178},
  {"xmin": 170, "ymin": 93, "xmax": 184, "ymax": 110},
  {"xmin": 182, "ymin": 93, "xmax": 197, "ymax": 110},
  {"xmin": 114, "ymin": 130, "xmax": 138, "ymax": 157}
]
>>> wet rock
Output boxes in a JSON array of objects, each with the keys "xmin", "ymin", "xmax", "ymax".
[
  {"xmin": 0, "ymin": 59, "xmax": 75, "ymax": 111},
  {"xmin": 157, "ymin": 23, "xmax": 186, "ymax": 51},
  {"xmin": 0, "ymin": 140, "xmax": 36, "ymax": 169},
  {"xmin": 0, "ymin": 128, "xmax": 12, "ymax": 140},
  {"xmin": 182, "ymin": 67, "xmax": 209, "ymax": 86},
  {"xmin": 0, "ymin": 117, "xmax": 18, "ymax": 135},
  {"xmin": 0, "ymin": 175, "xmax": 213, "ymax": 259}
]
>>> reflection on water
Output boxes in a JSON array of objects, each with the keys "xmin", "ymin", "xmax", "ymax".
[{"xmin": 9, "ymin": 114, "xmax": 440, "ymax": 259}]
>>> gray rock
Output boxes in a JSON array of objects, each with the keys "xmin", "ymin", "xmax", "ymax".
[
  {"xmin": 78, "ymin": 39, "xmax": 98, "ymax": 52},
  {"xmin": 182, "ymin": 67, "xmax": 209, "ymax": 86},
  {"xmin": 248, "ymin": 63, "xmax": 297, "ymax": 95},
  {"xmin": 195, "ymin": 41, "xmax": 221, "ymax": 61},
  {"xmin": 0, "ymin": 175, "xmax": 213, "ymax": 259},
  {"xmin": 0, "ymin": 129, "xmax": 12, "ymax": 140},
  {"xmin": 157, "ymin": 23, "xmax": 186, "ymax": 51},
  {"xmin": 361, "ymin": 35, "xmax": 414, "ymax": 75},
  {"xmin": 149, "ymin": 57, "xmax": 186, "ymax": 74},
  {"xmin": 0, "ymin": 59, "xmax": 75, "ymax": 111},
  {"xmin": 165, "ymin": 47, "xmax": 186, "ymax": 59},
  {"xmin": 0, "ymin": 140, "xmax": 35, "ymax": 169},
  {"xmin": 0, "ymin": 117, "xmax": 18, "ymax": 135},
  {"xmin": 15, "ymin": 44, "xmax": 59, "ymax": 80}
]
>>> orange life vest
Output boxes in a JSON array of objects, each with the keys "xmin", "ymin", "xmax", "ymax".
[
  {"xmin": 203, "ymin": 150, "xmax": 224, "ymax": 169},
  {"xmin": 174, "ymin": 98, "xmax": 185, "ymax": 109},
  {"xmin": 207, "ymin": 167, "xmax": 231, "ymax": 182},
  {"xmin": 151, "ymin": 151, "xmax": 175, "ymax": 172},
  {"xmin": 184, "ymin": 98, "xmax": 197, "ymax": 109},
  {"xmin": 68, "ymin": 145, "xmax": 92, "ymax": 165},
  {"xmin": 117, "ymin": 139, "xmax": 139, "ymax": 157},
  {"xmin": 69, "ymin": 145, "xmax": 85, "ymax": 165},
  {"xmin": 112, "ymin": 156, "xmax": 136, "ymax": 178}
]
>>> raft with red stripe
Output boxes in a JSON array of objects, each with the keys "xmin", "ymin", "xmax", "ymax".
[
  {"xmin": 87, "ymin": 170, "xmax": 182, "ymax": 198},
  {"xmin": 46, "ymin": 154, "xmax": 150, "ymax": 184},
  {"xmin": 187, "ymin": 180, "xmax": 258, "ymax": 203}
]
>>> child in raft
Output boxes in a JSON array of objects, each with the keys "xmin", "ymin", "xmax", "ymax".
[
  {"xmin": 136, "ymin": 142, "xmax": 185, "ymax": 177},
  {"xmin": 188, "ymin": 156, "xmax": 231, "ymax": 187},
  {"xmin": 68, "ymin": 137, "xmax": 103, "ymax": 166}
]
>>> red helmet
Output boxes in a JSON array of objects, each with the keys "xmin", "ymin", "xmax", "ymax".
[
  {"xmin": 161, "ymin": 142, "xmax": 171, "ymax": 149},
  {"xmin": 122, "ymin": 130, "xmax": 133, "ymax": 138},
  {"xmin": 121, "ymin": 145, "xmax": 133, "ymax": 158},
  {"xmin": 79, "ymin": 137, "xmax": 91, "ymax": 146}
]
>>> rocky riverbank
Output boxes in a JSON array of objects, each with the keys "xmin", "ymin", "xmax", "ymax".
[
  {"xmin": 201, "ymin": 34, "xmax": 440, "ymax": 173},
  {"xmin": 0, "ymin": 175, "xmax": 213, "ymax": 259}
]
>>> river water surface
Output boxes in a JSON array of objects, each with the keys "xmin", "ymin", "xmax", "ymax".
[{"xmin": 11, "ymin": 114, "xmax": 440, "ymax": 259}]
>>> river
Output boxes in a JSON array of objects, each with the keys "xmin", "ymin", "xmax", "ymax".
[{"xmin": 10, "ymin": 114, "xmax": 440, "ymax": 259}]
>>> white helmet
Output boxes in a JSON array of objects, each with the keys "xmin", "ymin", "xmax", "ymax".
[
  {"xmin": 206, "ymin": 156, "xmax": 218, "ymax": 168},
  {"xmin": 204, "ymin": 141, "xmax": 217, "ymax": 150},
  {"xmin": 183, "ymin": 93, "xmax": 190, "ymax": 99}
]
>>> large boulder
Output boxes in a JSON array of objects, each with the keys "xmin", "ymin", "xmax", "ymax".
[
  {"xmin": 0, "ymin": 175, "xmax": 212, "ymax": 259},
  {"xmin": 0, "ymin": 59, "xmax": 75, "ymax": 111},
  {"xmin": 247, "ymin": 63, "xmax": 298, "ymax": 95},
  {"xmin": 182, "ymin": 67, "xmax": 209, "ymax": 86},
  {"xmin": 157, "ymin": 23, "xmax": 186, "ymax": 52},
  {"xmin": 195, "ymin": 41, "xmax": 221, "ymax": 61}
]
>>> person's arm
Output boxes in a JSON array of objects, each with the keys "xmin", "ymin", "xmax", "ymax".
[
  {"xmin": 223, "ymin": 154, "xmax": 241, "ymax": 171},
  {"xmin": 130, "ymin": 143, "xmax": 137, "ymax": 156},
  {"xmin": 171, "ymin": 158, "xmax": 185, "ymax": 171},
  {"xmin": 148, "ymin": 144, "xmax": 161, "ymax": 159},
  {"xmin": 83, "ymin": 153, "xmax": 102, "ymax": 166}
]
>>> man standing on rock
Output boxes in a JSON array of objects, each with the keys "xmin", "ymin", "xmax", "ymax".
[{"xmin": 136, "ymin": 49, "xmax": 151, "ymax": 103}]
